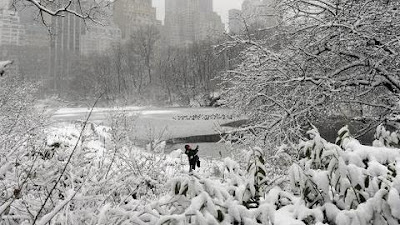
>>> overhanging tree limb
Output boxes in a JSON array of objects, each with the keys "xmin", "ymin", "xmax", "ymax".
[{"xmin": 26, "ymin": 0, "xmax": 89, "ymax": 18}]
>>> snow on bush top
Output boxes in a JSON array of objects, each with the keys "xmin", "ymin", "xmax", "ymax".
[{"xmin": 344, "ymin": 138, "xmax": 400, "ymax": 166}]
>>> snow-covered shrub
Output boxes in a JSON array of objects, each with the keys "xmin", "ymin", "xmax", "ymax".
[
  {"xmin": 1, "ymin": 120, "xmax": 227, "ymax": 224},
  {"xmin": 0, "ymin": 77, "xmax": 48, "ymax": 223},
  {"xmin": 224, "ymin": 130, "xmax": 296, "ymax": 179},
  {"xmin": 117, "ymin": 172, "xmax": 275, "ymax": 224},
  {"xmin": 92, "ymin": 125, "xmax": 400, "ymax": 225},
  {"xmin": 290, "ymin": 125, "xmax": 400, "ymax": 224},
  {"xmin": 112, "ymin": 152, "xmax": 290, "ymax": 225},
  {"xmin": 0, "ymin": 77, "xmax": 45, "ymax": 151},
  {"xmin": 3, "ymin": 107, "xmax": 400, "ymax": 225},
  {"xmin": 373, "ymin": 124, "xmax": 400, "ymax": 148},
  {"xmin": 1, "ymin": 121, "xmax": 153, "ymax": 224},
  {"xmin": 227, "ymin": 144, "xmax": 293, "ymax": 194}
]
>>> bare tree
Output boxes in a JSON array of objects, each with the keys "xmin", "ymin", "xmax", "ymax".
[
  {"xmin": 131, "ymin": 25, "xmax": 160, "ymax": 85},
  {"xmin": 68, "ymin": 33, "xmax": 226, "ymax": 105}
]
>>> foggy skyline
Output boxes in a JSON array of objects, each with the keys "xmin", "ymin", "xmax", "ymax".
[{"xmin": 152, "ymin": 0, "xmax": 244, "ymax": 25}]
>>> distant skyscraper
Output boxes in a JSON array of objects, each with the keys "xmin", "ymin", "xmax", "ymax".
[
  {"xmin": 81, "ymin": 22, "xmax": 121, "ymax": 55},
  {"xmin": 0, "ymin": 9, "xmax": 25, "ymax": 46},
  {"xmin": 0, "ymin": 3, "xmax": 51, "ymax": 81},
  {"xmin": 199, "ymin": 0, "xmax": 212, "ymax": 12},
  {"xmin": 229, "ymin": 0, "xmax": 278, "ymax": 35},
  {"xmin": 0, "ymin": 8, "xmax": 24, "ymax": 75},
  {"xmin": 49, "ymin": 0, "xmax": 82, "ymax": 92},
  {"xmin": 19, "ymin": 5, "xmax": 50, "ymax": 48},
  {"xmin": 17, "ymin": 5, "xmax": 50, "ymax": 81},
  {"xmin": 113, "ymin": 0, "xmax": 160, "ymax": 39},
  {"xmin": 241, "ymin": 0, "xmax": 278, "ymax": 30},
  {"xmin": 0, "ymin": 0, "xmax": 10, "ymax": 10},
  {"xmin": 164, "ymin": 0, "xmax": 224, "ymax": 47},
  {"xmin": 228, "ymin": 9, "xmax": 244, "ymax": 34}
]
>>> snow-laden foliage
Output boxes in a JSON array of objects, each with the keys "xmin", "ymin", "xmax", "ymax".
[
  {"xmin": 0, "ymin": 77, "xmax": 45, "ymax": 151},
  {"xmin": 0, "ymin": 77, "xmax": 47, "ymax": 224},
  {"xmin": 289, "ymin": 125, "xmax": 400, "ymax": 224},
  {"xmin": 122, "ymin": 125, "xmax": 400, "ymax": 225},
  {"xmin": 373, "ymin": 124, "xmax": 400, "ymax": 148},
  {"xmin": 0, "ymin": 122, "xmax": 223, "ymax": 224},
  {"xmin": 2, "ymin": 115, "xmax": 400, "ymax": 225},
  {"xmin": 108, "ymin": 156, "xmax": 277, "ymax": 225},
  {"xmin": 221, "ymin": 0, "xmax": 400, "ymax": 148}
]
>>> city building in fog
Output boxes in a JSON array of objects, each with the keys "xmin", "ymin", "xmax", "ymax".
[
  {"xmin": 164, "ymin": 0, "xmax": 224, "ymax": 47},
  {"xmin": 19, "ymin": 6, "xmax": 50, "ymax": 48},
  {"xmin": 113, "ymin": 0, "xmax": 160, "ymax": 39},
  {"xmin": 49, "ymin": 1, "xmax": 82, "ymax": 92},
  {"xmin": 229, "ymin": 0, "xmax": 278, "ymax": 34},
  {"xmin": 228, "ymin": 9, "xmax": 243, "ymax": 34},
  {"xmin": 0, "ymin": 0, "xmax": 10, "ymax": 10},
  {"xmin": 23, "ymin": 24, "xmax": 50, "ymax": 47},
  {"xmin": 0, "ymin": 3, "xmax": 26, "ymax": 76},
  {"xmin": 81, "ymin": 22, "xmax": 121, "ymax": 55},
  {"xmin": 0, "ymin": 9, "xmax": 25, "ymax": 46},
  {"xmin": 0, "ymin": 2, "xmax": 50, "ymax": 80},
  {"xmin": 19, "ymin": 9, "xmax": 50, "ymax": 81}
]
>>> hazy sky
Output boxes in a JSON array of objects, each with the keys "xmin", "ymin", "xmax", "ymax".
[{"xmin": 152, "ymin": 0, "xmax": 244, "ymax": 25}]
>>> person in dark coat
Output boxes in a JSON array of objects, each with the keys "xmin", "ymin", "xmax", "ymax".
[{"xmin": 184, "ymin": 144, "xmax": 200, "ymax": 172}]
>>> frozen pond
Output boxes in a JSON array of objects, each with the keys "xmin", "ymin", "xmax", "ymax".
[{"xmin": 51, "ymin": 106, "xmax": 242, "ymax": 157}]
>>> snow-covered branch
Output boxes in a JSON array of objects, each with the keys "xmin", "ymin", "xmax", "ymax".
[
  {"xmin": 26, "ymin": 0, "xmax": 86, "ymax": 18},
  {"xmin": 0, "ymin": 60, "xmax": 13, "ymax": 76},
  {"xmin": 220, "ymin": 0, "xmax": 400, "ymax": 147},
  {"xmin": 298, "ymin": 0, "xmax": 337, "ymax": 16},
  {"xmin": 36, "ymin": 189, "xmax": 80, "ymax": 225},
  {"xmin": 14, "ymin": 0, "xmax": 105, "ymax": 22}
]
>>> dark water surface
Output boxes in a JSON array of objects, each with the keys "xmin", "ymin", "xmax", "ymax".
[
  {"xmin": 164, "ymin": 117, "xmax": 379, "ymax": 157},
  {"xmin": 313, "ymin": 117, "xmax": 376, "ymax": 145}
]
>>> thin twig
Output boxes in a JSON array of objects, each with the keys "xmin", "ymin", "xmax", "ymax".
[{"xmin": 32, "ymin": 93, "xmax": 103, "ymax": 224}]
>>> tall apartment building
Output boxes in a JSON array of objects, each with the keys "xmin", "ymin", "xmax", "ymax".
[
  {"xmin": 19, "ymin": 6, "xmax": 50, "ymax": 48},
  {"xmin": 0, "ymin": 7, "xmax": 25, "ymax": 75},
  {"xmin": 164, "ymin": 0, "xmax": 224, "ymax": 47},
  {"xmin": 81, "ymin": 22, "xmax": 121, "ymax": 56},
  {"xmin": 0, "ymin": 0, "xmax": 10, "ymax": 10},
  {"xmin": 48, "ymin": 0, "xmax": 82, "ymax": 92},
  {"xmin": 1, "ymin": 0, "xmax": 49, "ymax": 48},
  {"xmin": 0, "ymin": 9, "xmax": 25, "ymax": 46},
  {"xmin": 228, "ymin": 9, "xmax": 243, "ymax": 34},
  {"xmin": 0, "ymin": 1, "xmax": 52, "ymax": 80},
  {"xmin": 113, "ymin": 0, "xmax": 160, "ymax": 39},
  {"xmin": 15, "ymin": 5, "xmax": 52, "ymax": 81}
]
